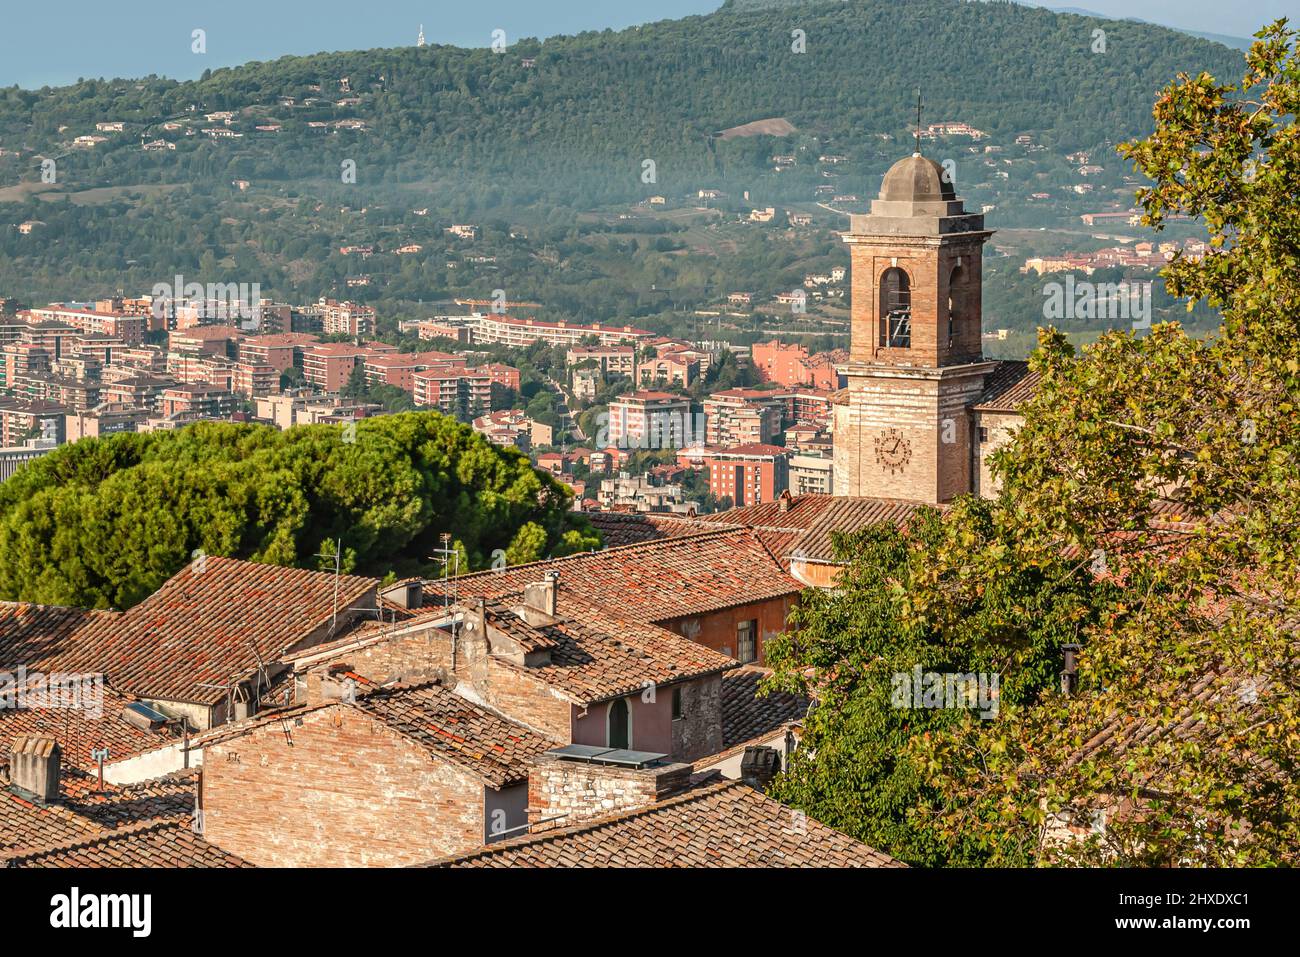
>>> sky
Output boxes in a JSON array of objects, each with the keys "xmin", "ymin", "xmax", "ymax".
[{"xmin": 0, "ymin": 0, "xmax": 1296, "ymax": 89}]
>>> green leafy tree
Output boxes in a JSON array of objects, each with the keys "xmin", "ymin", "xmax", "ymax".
[
  {"xmin": 768, "ymin": 21, "xmax": 1300, "ymax": 867},
  {"xmin": 766, "ymin": 501, "xmax": 1110, "ymax": 866},
  {"xmin": 0, "ymin": 412, "xmax": 599, "ymax": 608}
]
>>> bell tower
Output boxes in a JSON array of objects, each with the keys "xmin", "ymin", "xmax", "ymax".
[{"xmin": 833, "ymin": 151, "xmax": 998, "ymax": 503}]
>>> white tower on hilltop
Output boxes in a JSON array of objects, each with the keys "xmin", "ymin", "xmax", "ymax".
[{"xmin": 417, "ymin": 25, "xmax": 426, "ymax": 48}]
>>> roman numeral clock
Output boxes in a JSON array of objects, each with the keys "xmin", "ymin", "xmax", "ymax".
[{"xmin": 874, "ymin": 427, "xmax": 912, "ymax": 475}]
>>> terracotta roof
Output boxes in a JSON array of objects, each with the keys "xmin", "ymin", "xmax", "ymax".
[
  {"xmin": 480, "ymin": 602, "xmax": 560, "ymax": 654},
  {"xmin": 696, "ymin": 494, "xmax": 941, "ymax": 566},
  {"xmin": 0, "ymin": 683, "xmax": 179, "ymax": 775},
  {"xmin": 5, "ymin": 819, "xmax": 252, "ymax": 868},
  {"xmin": 453, "ymin": 529, "xmax": 800, "ymax": 624},
  {"xmin": 720, "ymin": 668, "xmax": 808, "ymax": 750},
  {"xmin": 790, "ymin": 498, "xmax": 939, "ymax": 564},
  {"xmin": 352, "ymin": 683, "xmax": 553, "ymax": 788},
  {"xmin": 478, "ymin": 594, "xmax": 738, "ymax": 704},
  {"xmin": 0, "ymin": 787, "xmax": 100, "ymax": 855},
  {"xmin": 427, "ymin": 780, "xmax": 902, "ymax": 868},
  {"xmin": 0, "ymin": 603, "xmax": 116, "ymax": 674},
  {"xmin": 63, "ymin": 768, "xmax": 198, "ymax": 829},
  {"xmin": 973, "ymin": 360, "xmax": 1041, "ymax": 413},
  {"xmin": 698, "ymin": 493, "xmax": 840, "ymax": 532},
  {"xmin": 0, "ymin": 765, "xmax": 198, "ymax": 858},
  {"xmin": 707, "ymin": 444, "xmax": 793, "ymax": 457},
  {"xmin": 581, "ymin": 511, "xmax": 717, "ymax": 548},
  {"xmin": 45, "ymin": 558, "xmax": 378, "ymax": 706}
]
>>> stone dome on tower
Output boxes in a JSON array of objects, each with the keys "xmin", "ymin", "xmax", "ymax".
[
  {"xmin": 850, "ymin": 150, "xmax": 978, "ymax": 237},
  {"xmin": 879, "ymin": 153, "xmax": 957, "ymax": 203}
]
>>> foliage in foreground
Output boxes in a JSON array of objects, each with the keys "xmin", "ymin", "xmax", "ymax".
[
  {"xmin": 766, "ymin": 21, "xmax": 1300, "ymax": 866},
  {"xmin": 0, "ymin": 411, "xmax": 599, "ymax": 609}
]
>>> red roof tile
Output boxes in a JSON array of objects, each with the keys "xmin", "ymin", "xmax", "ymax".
[
  {"xmin": 720, "ymin": 668, "xmax": 808, "ymax": 750},
  {"xmin": 973, "ymin": 360, "xmax": 1041, "ymax": 413},
  {"xmin": 427, "ymin": 780, "xmax": 902, "ymax": 868},
  {"xmin": 44, "ymin": 558, "xmax": 378, "ymax": 706},
  {"xmin": 453, "ymin": 529, "xmax": 800, "ymax": 624},
  {"xmin": 352, "ymin": 682, "xmax": 553, "ymax": 788},
  {"xmin": 6, "ymin": 818, "xmax": 252, "ymax": 868},
  {"xmin": 476, "ymin": 594, "xmax": 737, "ymax": 704}
]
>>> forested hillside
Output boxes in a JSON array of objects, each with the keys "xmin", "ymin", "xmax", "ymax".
[{"xmin": 0, "ymin": 0, "xmax": 1244, "ymax": 337}]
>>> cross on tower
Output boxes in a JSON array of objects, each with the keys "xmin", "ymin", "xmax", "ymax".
[{"xmin": 914, "ymin": 89, "xmax": 923, "ymax": 156}]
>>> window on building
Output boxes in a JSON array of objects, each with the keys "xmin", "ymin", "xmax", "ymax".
[
  {"xmin": 878, "ymin": 268, "xmax": 912, "ymax": 349},
  {"xmin": 948, "ymin": 265, "xmax": 963, "ymax": 344},
  {"xmin": 736, "ymin": 620, "xmax": 758, "ymax": 664},
  {"xmin": 607, "ymin": 697, "xmax": 631, "ymax": 749},
  {"xmin": 978, "ymin": 426, "xmax": 989, "ymax": 443},
  {"xmin": 672, "ymin": 687, "xmax": 684, "ymax": 720}
]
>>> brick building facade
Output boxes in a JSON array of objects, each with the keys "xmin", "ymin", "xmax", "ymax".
[{"xmin": 832, "ymin": 152, "xmax": 1035, "ymax": 503}]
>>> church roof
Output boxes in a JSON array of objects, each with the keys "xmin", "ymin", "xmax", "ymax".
[{"xmin": 974, "ymin": 360, "xmax": 1041, "ymax": 413}]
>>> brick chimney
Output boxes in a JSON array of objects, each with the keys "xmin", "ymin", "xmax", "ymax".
[
  {"xmin": 528, "ymin": 749, "xmax": 693, "ymax": 831},
  {"xmin": 520, "ymin": 571, "xmax": 559, "ymax": 625},
  {"xmin": 9, "ymin": 736, "xmax": 61, "ymax": 802}
]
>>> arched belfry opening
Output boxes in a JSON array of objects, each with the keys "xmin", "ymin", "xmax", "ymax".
[
  {"xmin": 878, "ymin": 267, "xmax": 912, "ymax": 349},
  {"xmin": 947, "ymin": 264, "xmax": 964, "ymax": 345}
]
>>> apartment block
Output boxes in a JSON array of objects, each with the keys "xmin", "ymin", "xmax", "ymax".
[
  {"xmin": 607, "ymin": 391, "xmax": 695, "ymax": 450},
  {"xmin": 702, "ymin": 389, "xmax": 785, "ymax": 447},
  {"xmin": 697, "ymin": 444, "xmax": 793, "ymax": 507}
]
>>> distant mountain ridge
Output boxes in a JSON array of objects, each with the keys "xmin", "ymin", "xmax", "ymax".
[
  {"xmin": 726, "ymin": 0, "xmax": 1255, "ymax": 51},
  {"xmin": 0, "ymin": 0, "xmax": 1245, "ymax": 302},
  {"xmin": 1028, "ymin": 3, "xmax": 1254, "ymax": 50}
]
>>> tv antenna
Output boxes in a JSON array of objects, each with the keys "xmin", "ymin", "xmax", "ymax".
[
  {"xmin": 319, "ymin": 537, "xmax": 344, "ymax": 634},
  {"xmin": 430, "ymin": 532, "xmax": 462, "ymax": 669}
]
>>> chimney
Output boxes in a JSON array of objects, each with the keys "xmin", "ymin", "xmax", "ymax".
[
  {"xmin": 527, "ymin": 748, "xmax": 693, "ymax": 831},
  {"xmin": 1060, "ymin": 643, "xmax": 1082, "ymax": 696},
  {"xmin": 521, "ymin": 571, "xmax": 559, "ymax": 624},
  {"xmin": 10, "ymin": 736, "xmax": 61, "ymax": 802},
  {"xmin": 740, "ymin": 745, "xmax": 781, "ymax": 790},
  {"xmin": 778, "ymin": 489, "xmax": 793, "ymax": 513}
]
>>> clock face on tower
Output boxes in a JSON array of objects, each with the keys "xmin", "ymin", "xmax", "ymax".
[{"xmin": 874, "ymin": 427, "xmax": 912, "ymax": 474}]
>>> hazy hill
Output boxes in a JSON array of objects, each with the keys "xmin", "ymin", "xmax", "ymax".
[{"xmin": 0, "ymin": 0, "xmax": 1244, "ymax": 320}]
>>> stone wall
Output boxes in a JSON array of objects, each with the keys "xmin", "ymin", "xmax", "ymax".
[{"xmin": 527, "ymin": 752, "xmax": 693, "ymax": 831}]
